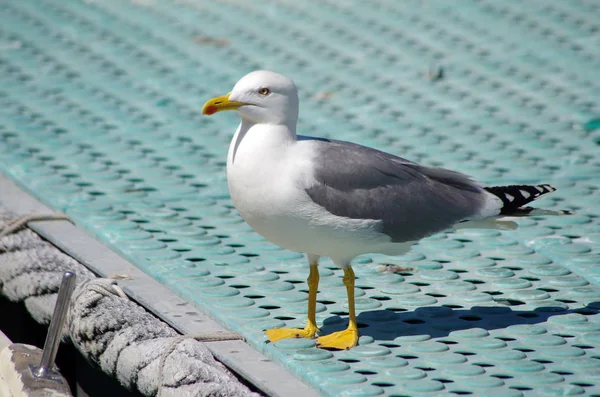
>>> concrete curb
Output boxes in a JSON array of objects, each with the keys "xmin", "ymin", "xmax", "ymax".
[{"xmin": 0, "ymin": 331, "xmax": 71, "ymax": 397}]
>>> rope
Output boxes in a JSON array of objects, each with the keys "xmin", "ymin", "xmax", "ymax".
[
  {"xmin": 0, "ymin": 208, "xmax": 259, "ymax": 397},
  {"xmin": 192, "ymin": 332, "xmax": 245, "ymax": 342},
  {"xmin": 0, "ymin": 213, "xmax": 73, "ymax": 238},
  {"xmin": 157, "ymin": 336, "xmax": 188, "ymax": 397},
  {"xmin": 155, "ymin": 331, "xmax": 246, "ymax": 397},
  {"xmin": 69, "ymin": 279, "xmax": 257, "ymax": 397}
]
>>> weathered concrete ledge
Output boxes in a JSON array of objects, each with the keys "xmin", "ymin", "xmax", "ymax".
[{"xmin": 0, "ymin": 332, "xmax": 71, "ymax": 397}]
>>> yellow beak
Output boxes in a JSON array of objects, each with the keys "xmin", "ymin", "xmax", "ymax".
[{"xmin": 202, "ymin": 93, "xmax": 245, "ymax": 115}]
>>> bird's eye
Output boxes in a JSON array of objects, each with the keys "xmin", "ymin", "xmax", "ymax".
[{"xmin": 258, "ymin": 87, "xmax": 270, "ymax": 96}]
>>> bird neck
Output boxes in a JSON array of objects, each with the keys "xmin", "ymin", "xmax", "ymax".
[
  {"xmin": 228, "ymin": 119, "xmax": 297, "ymax": 166},
  {"xmin": 239, "ymin": 117, "xmax": 297, "ymax": 143},
  {"xmin": 241, "ymin": 116, "xmax": 297, "ymax": 135}
]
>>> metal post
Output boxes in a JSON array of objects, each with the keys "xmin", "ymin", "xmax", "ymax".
[{"xmin": 32, "ymin": 271, "xmax": 76, "ymax": 379}]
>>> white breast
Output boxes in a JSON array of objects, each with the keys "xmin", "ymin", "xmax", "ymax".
[{"xmin": 226, "ymin": 123, "xmax": 297, "ymax": 227}]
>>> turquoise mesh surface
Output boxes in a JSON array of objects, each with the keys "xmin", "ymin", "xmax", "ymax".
[{"xmin": 1, "ymin": 0, "xmax": 600, "ymax": 395}]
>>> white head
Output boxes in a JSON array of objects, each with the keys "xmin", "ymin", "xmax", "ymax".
[{"xmin": 202, "ymin": 70, "xmax": 299, "ymax": 127}]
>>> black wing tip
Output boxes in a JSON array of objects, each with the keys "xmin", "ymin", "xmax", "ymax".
[
  {"xmin": 539, "ymin": 184, "xmax": 557, "ymax": 192},
  {"xmin": 485, "ymin": 184, "xmax": 562, "ymax": 215}
]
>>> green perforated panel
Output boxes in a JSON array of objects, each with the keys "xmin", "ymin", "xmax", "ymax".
[{"xmin": 1, "ymin": 0, "xmax": 600, "ymax": 395}]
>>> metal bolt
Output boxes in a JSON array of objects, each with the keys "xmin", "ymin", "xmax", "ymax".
[{"xmin": 32, "ymin": 271, "xmax": 76, "ymax": 379}]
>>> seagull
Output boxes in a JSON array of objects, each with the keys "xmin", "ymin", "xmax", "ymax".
[{"xmin": 202, "ymin": 70, "xmax": 569, "ymax": 350}]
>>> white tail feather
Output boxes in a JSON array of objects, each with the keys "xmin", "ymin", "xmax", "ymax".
[{"xmin": 455, "ymin": 218, "xmax": 518, "ymax": 231}]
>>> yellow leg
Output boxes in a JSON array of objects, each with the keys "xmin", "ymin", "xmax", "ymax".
[
  {"xmin": 265, "ymin": 263, "xmax": 319, "ymax": 342},
  {"xmin": 316, "ymin": 266, "xmax": 359, "ymax": 350}
]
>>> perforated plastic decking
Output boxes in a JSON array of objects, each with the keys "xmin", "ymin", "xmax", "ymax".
[{"xmin": 1, "ymin": 0, "xmax": 600, "ymax": 396}]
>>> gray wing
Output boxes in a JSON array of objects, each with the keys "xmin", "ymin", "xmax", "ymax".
[{"xmin": 304, "ymin": 138, "xmax": 492, "ymax": 242}]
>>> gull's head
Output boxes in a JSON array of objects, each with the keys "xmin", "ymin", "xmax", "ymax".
[{"xmin": 202, "ymin": 70, "xmax": 299, "ymax": 126}]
